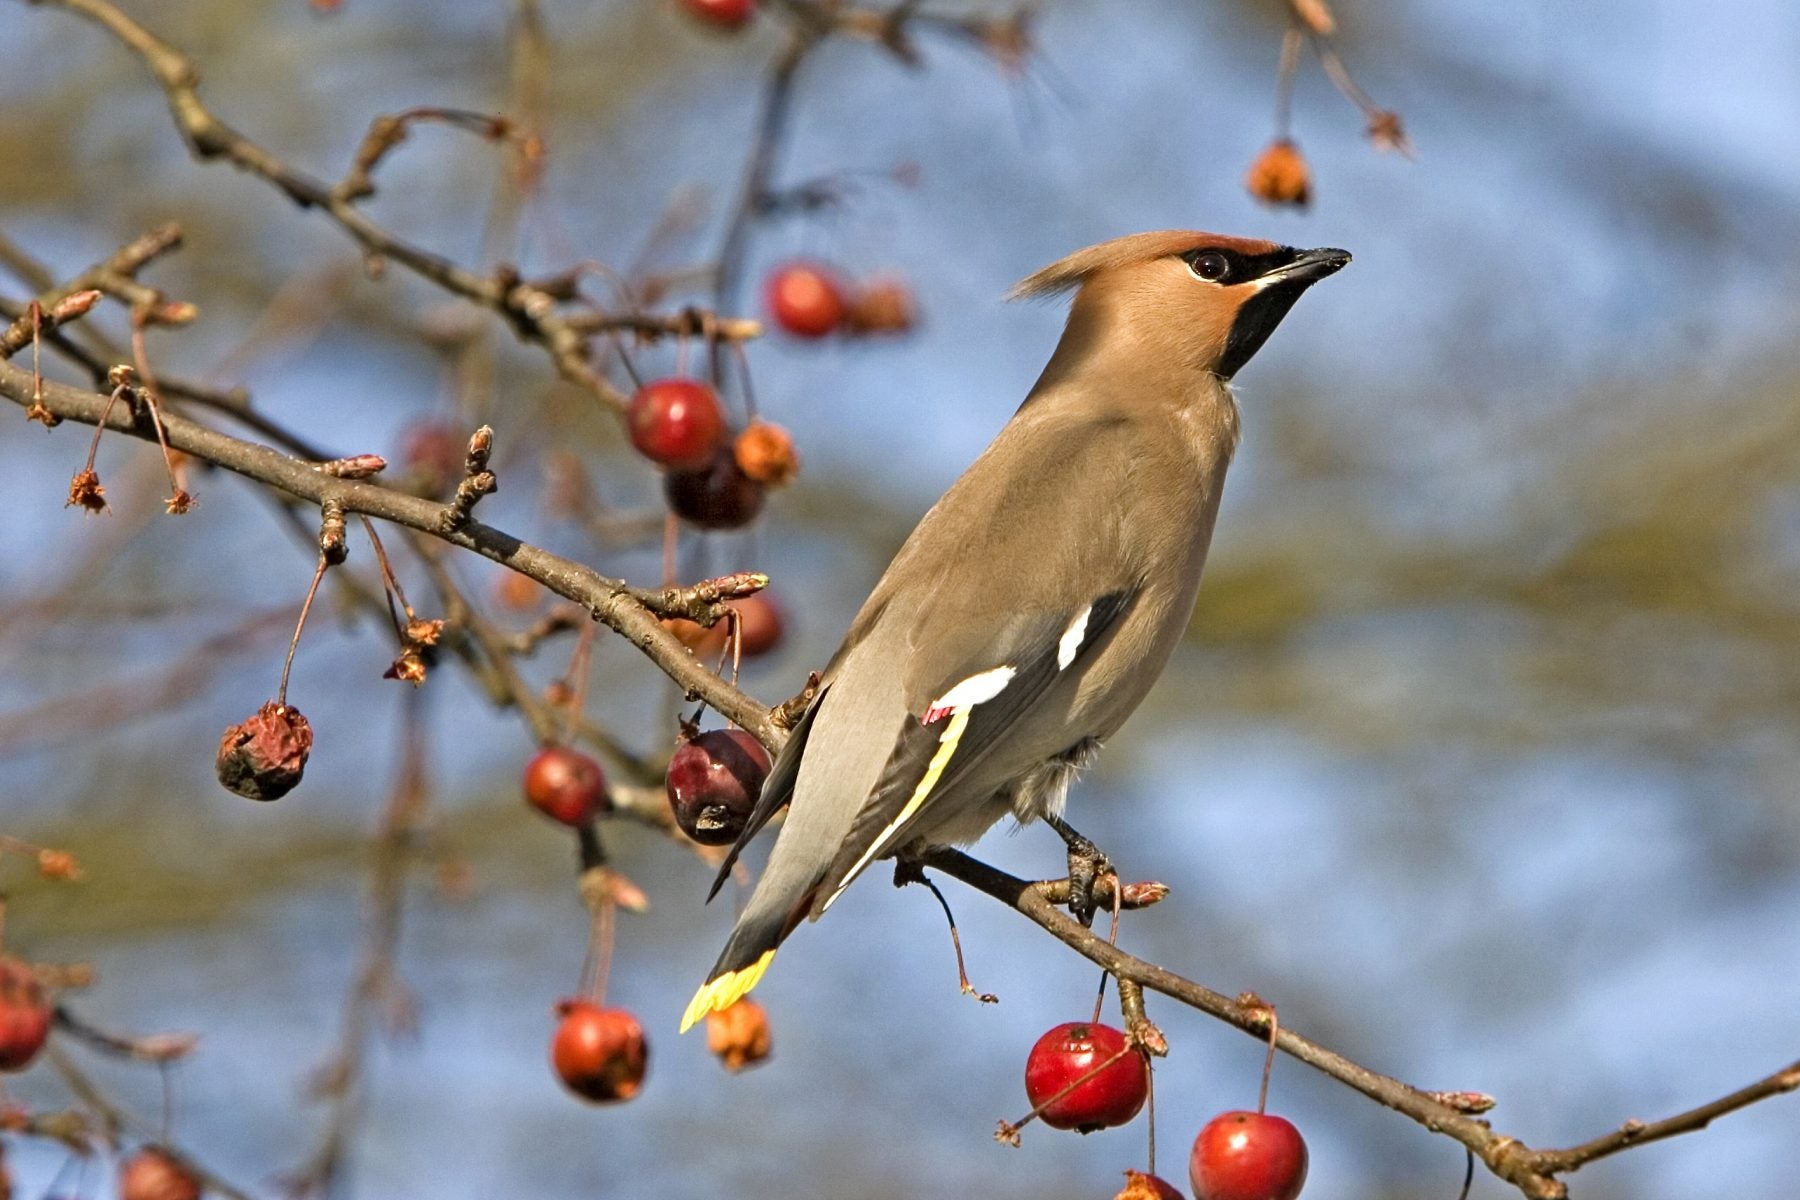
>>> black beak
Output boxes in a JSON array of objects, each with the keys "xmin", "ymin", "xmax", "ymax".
[
  {"xmin": 1263, "ymin": 246, "xmax": 1352, "ymax": 287},
  {"xmin": 1216, "ymin": 246, "xmax": 1350, "ymax": 380}
]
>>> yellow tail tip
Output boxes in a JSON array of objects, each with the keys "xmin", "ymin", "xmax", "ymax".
[{"xmin": 679, "ymin": 949, "xmax": 777, "ymax": 1034}]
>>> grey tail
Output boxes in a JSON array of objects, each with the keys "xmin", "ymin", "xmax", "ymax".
[{"xmin": 680, "ymin": 868, "xmax": 821, "ymax": 1033}]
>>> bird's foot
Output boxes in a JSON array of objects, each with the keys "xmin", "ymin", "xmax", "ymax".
[{"xmin": 1046, "ymin": 815, "xmax": 1114, "ymax": 928}]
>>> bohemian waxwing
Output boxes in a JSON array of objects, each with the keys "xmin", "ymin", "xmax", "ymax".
[{"xmin": 682, "ymin": 230, "xmax": 1350, "ymax": 1031}]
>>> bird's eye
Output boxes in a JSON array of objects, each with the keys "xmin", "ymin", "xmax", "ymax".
[{"xmin": 1189, "ymin": 251, "xmax": 1232, "ymax": 282}]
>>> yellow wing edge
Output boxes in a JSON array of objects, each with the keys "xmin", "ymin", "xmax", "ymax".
[
  {"xmin": 679, "ymin": 948, "xmax": 777, "ymax": 1034},
  {"xmin": 820, "ymin": 708, "xmax": 972, "ymax": 915}
]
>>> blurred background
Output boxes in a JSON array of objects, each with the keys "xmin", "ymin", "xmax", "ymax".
[{"xmin": 2, "ymin": 0, "xmax": 1798, "ymax": 1197}]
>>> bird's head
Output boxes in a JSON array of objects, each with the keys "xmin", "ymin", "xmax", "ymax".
[{"xmin": 1012, "ymin": 230, "xmax": 1350, "ymax": 382}]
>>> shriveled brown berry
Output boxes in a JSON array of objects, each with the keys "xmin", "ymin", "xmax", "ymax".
[
  {"xmin": 119, "ymin": 1146, "xmax": 202, "ymax": 1200},
  {"xmin": 733, "ymin": 422, "xmax": 800, "ymax": 488},
  {"xmin": 845, "ymin": 277, "xmax": 915, "ymax": 334},
  {"xmin": 665, "ymin": 452, "xmax": 766, "ymax": 530},
  {"xmin": 551, "ymin": 999, "xmax": 647, "ymax": 1103},
  {"xmin": 1117, "ymin": 1169, "xmax": 1186, "ymax": 1200},
  {"xmin": 215, "ymin": 702, "xmax": 313, "ymax": 801},
  {"xmin": 1245, "ymin": 140, "xmax": 1311, "ymax": 208},
  {"xmin": 705, "ymin": 997, "xmax": 772, "ymax": 1072},
  {"xmin": 0, "ymin": 957, "xmax": 51, "ymax": 1071},
  {"xmin": 666, "ymin": 729, "xmax": 771, "ymax": 845}
]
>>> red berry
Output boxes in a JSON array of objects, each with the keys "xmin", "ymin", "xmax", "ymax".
[
  {"xmin": 666, "ymin": 729, "xmax": 772, "ymax": 845},
  {"xmin": 1190, "ymin": 1111, "xmax": 1309, "ymax": 1200},
  {"xmin": 679, "ymin": 0, "xmax": 754, "ymax": 29},
  {"xmin": 765, "ymin": 262, "xmax": 845, "ymax": 338},
  {"xmin": 0, "ymin": 957, "xmax": 51, "ymax": 1071},
  {"xmin": 523, "ymin": 747, "xmax": 610, "ymax": 826},
  {"xmin": 551, "ymin": 999, "xmax": 647, "ymax": 1103},
  {"xmin": 664, "ymin": 452, "xmax": 766, "ymax": 530},
  {"xmin": 627, "ymin": 379, "xmax": 726, "ymax": 471},
  {"xmin": 1117, "ymin": 1169, "xmax": 1187, "ymax": 1200},
  {"xmin": 1023, "ymin": 1022, "xmax": 1148, "ymax": 1132},
  {"xmin": 119, "ymin": 1146, "xmax": 202, "ymax": 1200},
  {"xmin": 729, "ymin": 593, "xmax": 784, "ymax": 657}
]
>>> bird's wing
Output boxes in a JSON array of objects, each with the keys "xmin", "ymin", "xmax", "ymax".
[
  {"xmin": 705, "ymin": 685, "xmax": 830, "ymax": 902},
  {"xmin": 812, "ymin": 586, "xmax": 1138, "ymax": 913}
]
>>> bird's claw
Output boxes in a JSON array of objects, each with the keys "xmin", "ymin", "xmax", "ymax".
[{"xmin": 1063, "ymin": 834, "xmax": 1112, "ymax": 928}]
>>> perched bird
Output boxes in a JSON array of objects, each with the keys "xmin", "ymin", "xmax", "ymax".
[{"xmin": 681, "ymin": 230, "xmax": 1349, "ymax": 1032}]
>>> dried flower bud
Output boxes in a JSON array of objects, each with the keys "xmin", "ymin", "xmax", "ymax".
[
  {"xmin": 733, "ymin": 422, "xmax": 800, "ymax": 488},
  {"xmin": 163, "ymin": 489, "xmax": 197, "ymax": 516},
  {"xmin": 403, "ymin": 618, "xmax": 445, "ymax": 646},
  {"xmin": 215, "ymin": 702, "xmax": 313, "ymax": 801},
  {"xmin": 845, "ymin": 277, "xmax": 915, "ymax": 335},
  {"xmin": 1367, "ymin": 109, "xmax": 1413, "ymax": 156},
  {"xmin": 384, "ymin": 648, "xmax": 427, "ymax": 686},
  {"xmin": 66, "ymin": 469, "xmax": 107, "ymax": 514},
  {"xmin": 705, "ymin": 998, "xmax": 772, "ymax": 1072},
  {"xmin": 35, "ymin": 849, "xmax": 82, "ymax": 882},
  {"xmin": 1245, "ymin": 139, "xmax": 1311, "ymax": 208},
  {"xmin": 1289, "ymin": 0, "xmax": 1335, "ymax": 36}
]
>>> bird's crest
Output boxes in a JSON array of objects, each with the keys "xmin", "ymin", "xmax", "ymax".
[{"xmin": 1008, "ymin": 229, "xmax": 1285, "ymax": 300}]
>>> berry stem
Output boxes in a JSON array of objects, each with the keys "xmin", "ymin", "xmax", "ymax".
[
  {"xmin": 1089, "ymin": 874, "xmax": 1124, "ymax": 1023},
  {"xmin": 560, "ymin": 619, "xmax": 597, "ymax": 746},
  {"xmin": 278, "ymin": 554, "xmax": 331, "ymax": 707},
  {"xmin": 1145, "ymin": 1055, "xmax": 1158, "ymax": 1176},
  {"xmin": 359, "ymin": 515, "xmax": 415, "ymax": 630},
  {"xmin": 1257, "ymin": 1005, "xmax": 1281, "ymax": 1115},
  {"xmin": 1273, "ymin": 25, "xmax": 1302, "ymax": 139},
  {"xmin": 130, "ymin": 318, "xmax": 193, "ymax": 510}
]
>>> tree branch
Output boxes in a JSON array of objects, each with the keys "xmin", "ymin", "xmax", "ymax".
[
  {"xmin": 920, "ymin": 848, "xmax": 1800, "ymax": 1200},
  {"xmin": 0, "ymin": 358, "xmax": 782, "ymax": 750}
]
